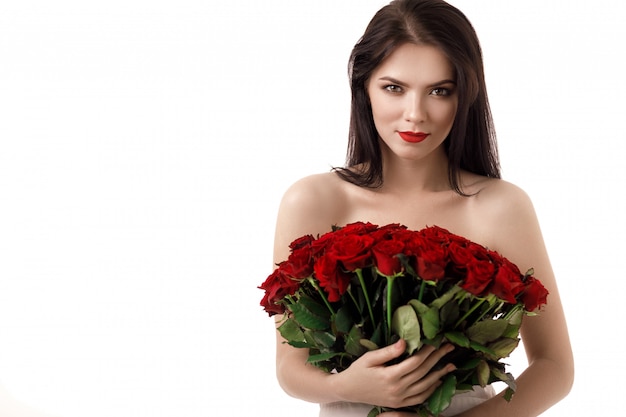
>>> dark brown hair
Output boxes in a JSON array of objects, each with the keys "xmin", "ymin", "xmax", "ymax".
[{"xmin": 334, "ymin": 0, "xmax": 500, "ymax": 194}]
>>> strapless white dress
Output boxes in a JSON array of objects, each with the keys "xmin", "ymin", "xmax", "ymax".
[{"xmin": 319, "ymin": 385, "xmax": 495, "ymax": 417}]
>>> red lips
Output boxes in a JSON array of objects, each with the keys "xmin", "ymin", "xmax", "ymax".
[{"xmin": 398, "ymin": 131, "xmax": 430, "ymax": 143}]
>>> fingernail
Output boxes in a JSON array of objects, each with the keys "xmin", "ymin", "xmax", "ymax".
[{"xmin": 446, "ymin": 364, "xmax": 456, "ymax": 372}]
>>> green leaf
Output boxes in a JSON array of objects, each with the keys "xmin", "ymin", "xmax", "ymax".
[
  {"xmin": 307, "ymin": 351, "xmax": 344, "ymax": 364},
  {"xmin": 439, "ymin": 298, "xmax": 460, "ymax": 328},
  {"xmin": 334, "ymin": 305, "xmax": 354, "ymax": 334},
  {"xmin": 370, "ymin": 321, "xmax": 386, "ymax": 348},
  {"xmin": 476, "ymin": 360, "xmax": 490, "ymax": 387},
  {"xmin": 469, "ymin": 341, "xmax": 496, "ymax": 356},
  {"xmin": 491, "ymin": 367, "xmax": 515, "ymax": 385},
  {"xmin": 467, "ymin": 319, "xmax": 509, "ymax": 344},
  {"xmin": 392, "ymin": 305, "xmax": 422, "ymax": 354},
  {"xmin": 420, "ymin": 306, "xmax": 440, "ymax": 340},
  {"xmin": 444, "ymin": 331, "xmax": 470, "ymax": 348},
  {"xmin": 503, "ymin": 387, "xmax": 515, "ymax": 402},
  {"xmin": 306, "ymin": 330, "xmax": 336, "ymax": 349},
  {"xmin": 457, "ymin": 357, "xmax": 481, "ymax": 370},
  {"xmin": 287, "ymin": 340, "xmax": 310, "ymax": 348},
  {"xmin": 367, "ymin": 406, "xmax": 382, "ymax": 417},
  {"xmin": 409, "ymin": 299, "xmax": 440, "ymax": 339},
  {"xmin": 359, "ymin": 338, "xmax": 379, "ymax": 351},
  {"xmin": 507, "ymin": 306, "xmax": 524, "ymax": 326},
  {"xmin": 431, "ymin": 285, "xmax": 463, "ymax": 309},
  {"xmin": 427, "ymin": 374, "xmax": 456, "ymax": 416},
  {"xmin": 290, "ymin": 294, "xmax": 331, "ymax": 330},
  {"xmin": 422, "ymin": 333, "xmax": 444, "ymax": 348},
  {"xmin": 277, "ymin": 318, "xmax": 305, "ymax": 343},
  {"xmin": 487, "ymin": 337, "xmax": 520, "ymax": 359},
  {"xmin": 345, "ymin": 325, "xmax": 367, "ymax": 356},
  {"xmin": 502, "ymin": 307, "xmax": 524, "ymax": 338},
  {"xmin": 502, "ymin": 323, "xmax": 521, "ymax": 339},
  {"xmin": 300, "ymin": 293, "xmax": 331, "ymax": 317},
  {"xmin": 491, "ymin": 367, "xmax": 517, "ymax": 400},
  {"xmin": 408, "ymin": 299, "xmax": 429, "ymax": 315}
]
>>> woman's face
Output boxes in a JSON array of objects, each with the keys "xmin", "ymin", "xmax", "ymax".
[{"xmin": 367, "ymin": 43, "xmax": 458, "ymax": 163}]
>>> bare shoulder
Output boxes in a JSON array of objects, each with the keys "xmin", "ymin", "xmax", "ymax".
[
  {"xmin": 471, "ymin": 175, "xmax": 535, "ymax": 219},
  {"xmin": 281, "ymin": 171, "xmax": 344, "ymax": 205},
  {"xmin": 278, "ymin": 172, "xmax": 348, "ymax": 225},
  {"xmin": 462, "ymin": 173, "xmax": 542, "ymax": 257},
  {"xmin": 273, "ymin": 172, "xmax": 347, "ymax": 263}
]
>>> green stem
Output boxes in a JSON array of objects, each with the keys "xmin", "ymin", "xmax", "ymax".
[
  {"xmin": 356, "ymin": 269, "xmax": 376, "ymax": 327},
  {"xmin": 503, "ymin": 303, "xmax": 522, "ymax": 319},
  {"xmin": 386, "ymin": 276, "xmax": 395, "ymax": 342},
  {"xmin": 347, "ymin": 288, "xmax": 359, "ymax": 310},
  {"xmin": 417, "ymin": 280, "xmax": 426, "ymax": 303},
  {"xmin": 308, "ymin": 278, "xmax": 336, "ymax": 316},
  {"xmin": 471, "ymin": 295, "xmax": 500, "ymax": 324},
  {"xmin": 454, "ymin": 297, "xmax": 486, "ymax": 328}
]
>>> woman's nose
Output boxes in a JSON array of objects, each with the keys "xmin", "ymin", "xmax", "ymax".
[{"xmin": 404, "ymin": 94, "xmax": 426, "ymax": 123}]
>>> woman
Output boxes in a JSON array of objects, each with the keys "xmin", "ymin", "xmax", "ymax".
[{"xmin": 272, "ymin": 1, "xmax": 574, "ymax": 416}]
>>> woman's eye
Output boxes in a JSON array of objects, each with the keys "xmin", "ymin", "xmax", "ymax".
[
  {"xmin": 431, "ymin": 87, "xmax": 451, "ymax": 96},
  {"xmin": 384, "ymin": 85, "xmax": 403, "ymax": 93}
]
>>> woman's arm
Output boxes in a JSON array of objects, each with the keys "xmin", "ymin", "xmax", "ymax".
[{"xmin": 459, "ymin": 182, "xmax": 574, "ymax": 417}]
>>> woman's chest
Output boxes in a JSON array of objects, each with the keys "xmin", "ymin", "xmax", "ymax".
[{"xmin": 335, "ymin": 190, "xmax": 492, "ymax": 247}]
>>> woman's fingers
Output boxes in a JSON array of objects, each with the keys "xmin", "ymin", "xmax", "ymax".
[
  {"xmin": 360, "ymin": 339, "xmax": 407, "ymax": 367},
  {"xmin": 415, "ymin": 343, "xmax": 454, "ymax": 371},
  {"xmin": 404, "ymin": 361, "xmax": 455, "ymax": 405},
  {"xmin": 341, "ymin": 340, "xmax": 456, "ymax": 408},
  {"xmin": 391, "ymin": 343, "xmax": 454, "ymax": 381}
]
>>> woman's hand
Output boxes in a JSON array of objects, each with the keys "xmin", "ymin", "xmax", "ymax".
[{"xmin": 332, "ymin": 339, "xmax": 456, "ymax": 409}]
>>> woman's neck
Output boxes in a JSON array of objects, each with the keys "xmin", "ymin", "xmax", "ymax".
[{"xmin": 379, "ymin": 146, "xmax": 451, "ymax": 194}]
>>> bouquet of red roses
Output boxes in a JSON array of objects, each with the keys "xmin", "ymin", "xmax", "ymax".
[{"xmin": 259, "ymin": 222, "xmax": 548, "ymax": 416}]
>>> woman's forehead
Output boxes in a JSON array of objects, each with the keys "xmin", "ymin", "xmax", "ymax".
[{"xmin": 370, "ymin": 43, "xmax": 455, "ymax": 85}]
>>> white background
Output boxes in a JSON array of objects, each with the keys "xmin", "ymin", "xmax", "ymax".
[{"xmin": 0, "ymin": 0, "xmax": 624, "ymax": 416}]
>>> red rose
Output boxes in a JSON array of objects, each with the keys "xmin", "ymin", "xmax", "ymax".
[
  {"xmin": 521, "ymin": 276, "xmax": 549, "ymax": 311},
  {"xmin": 386, "ymin": 228, "xmax": 449, "ymax": 281},
  {"xmin": 335, "ymin": 221, "xmax": 379, "ymax": 236},
  {"xmin": 282, "ymin": 246, "xmax": 314, "ymax": 279},
  {"xmin": 289, "ymin": 234, "xmax": 315, "ymax": 250},
  {"xmin": 448, "ymin": 241, "xmax": 474, "ymax": 266},
  {"xmin": 420, "ymin": 225, "xmax": 453, "ymax": 246},
  {"xmin": 488, "ymin": 253, "xmax": 525, "ymax": 304},
  {"xmin": 416, "ymin": 255, "xmax": 446, "ymax": 281},
  {"xmin": 331, "ymin": 233, "xmax": 376, "ymax": 271},
  {"xmin": 259, "ymin": 267, "xmax": 300, "ymax": 316},
  {"xmin": 313, "ymin": 253, "xmax": 351, "ymax": 302},
  {"xmin": 311, "ymin": 231, "xmax": 338, "ymax": 257},
  {"xmin": 449, "ymin": 241, "xmax": 489, "ymax": 283},
  {"xmin": 372, "ymin": 238, "xmax": 405, "ymax": 276},
  {"xmin": 447, "ymin": 229, "xmax": 471, "ymax": 246},
  {"xmin": 461, "ymin": 258, "xmax": 495, "ymax": 296},
  {"xmin": 311, "ymin": 222, "xmax": 376, "ymax": 257},
  {"xmin": 466, "ymin": 241, "xmax": 490, "ymax": 259},
  {"xmin": 395, "ymin": 230, "xmax": 422, "ymax": 252},
  {"xmin": 370, "ymin": 223, "xmax": 408, "ymax": 242},
  {"xmin": 418, "ymin": 242, "xmax": 448, "ymax": 281}
]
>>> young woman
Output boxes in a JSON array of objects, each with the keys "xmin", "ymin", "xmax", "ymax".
[{"xmin": 272, "ymin": 1, "xmax": 574, "ymax": 416}]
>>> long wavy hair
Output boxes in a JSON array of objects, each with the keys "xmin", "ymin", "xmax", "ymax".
[{"xmin": 334, "ymin": 0, "xmax": 500, "ymax": 194}]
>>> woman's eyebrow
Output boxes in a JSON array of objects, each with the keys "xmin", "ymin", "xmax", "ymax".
[
  {"xmin": 377, "ymin": 76, "xmax": 457, "ymax": 88},
  {"xmin": 427, "ymin": 79, "xmax": 456, "ymax": 87},
  {"xmin": 377, "ymin": 76, "xmax": 408, "ymax": 86}
]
